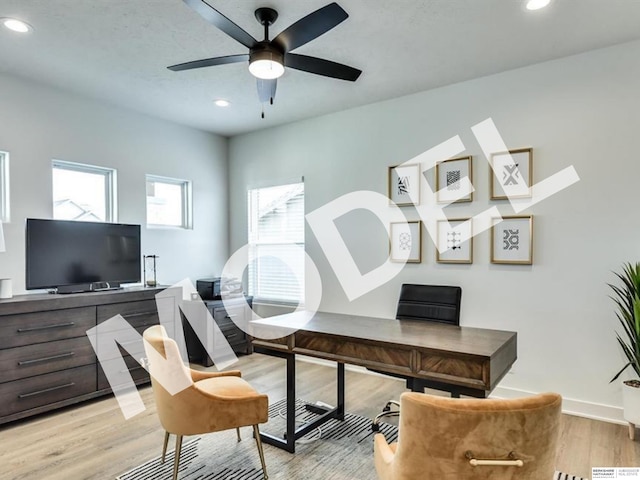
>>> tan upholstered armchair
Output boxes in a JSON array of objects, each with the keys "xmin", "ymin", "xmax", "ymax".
[
  {"xmin": 143, "ymin": 325, "xmax": 269, "ymax": 480},
  {"xmin": 374, "ymin": 392, "xmax": 562, "ymax": 480}
]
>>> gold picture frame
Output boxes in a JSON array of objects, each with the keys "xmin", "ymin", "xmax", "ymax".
[
  {"xmin": 490, "ymin": 215, "xmax": 533, "ymax": 265},
  {"xmin": 436, "ymin": 218, "xmax": 473, "ymax": 264},
  {"xmin": 435, "ymin": 156, "xmax": 473, "ymax": 203},
  {"xmin": 388, "ymin": 163, "xmax": 420, "ymax": 206},
  {"xmin": 490, "ymin": 147, "xmax": 533, "ymax": 200},
  {"xmin": 390, "ymin": 221, "xmax": 422, "ymax": 263}
]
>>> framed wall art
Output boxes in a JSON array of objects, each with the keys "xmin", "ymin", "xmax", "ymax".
[
  {"xmin": 490, "ymin": 215, "xmax": 533, "ymax": 265},
  {"xmin": 490, "ymin": 147, "xmax": 533, "ymax": 200},
  {"xmin": 435, "ymin": 156, "xmax": 473, "ymax": 203},
  {"xmin": 390, "ymin": 221, "xmax": 422, "ymax": 263},
  {"xmin": 388, "ymin": 163, "xmax": 420, "ymax": 206},
  {"xmin": 436, "ymin": 218, "xmax": 473, "ymax": 264}
]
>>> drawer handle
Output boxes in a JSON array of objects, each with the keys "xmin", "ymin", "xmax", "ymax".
[
  {"xmin": 17, "ymin": 322, "xmax": 75, "ymax": 333},
  {"xmin": 19, "ymin": 382, "xmax": 76, "ymax": 398},
  {"xmin": 465, "ymin": 451, "xmax": 523, "ymax": 467},
  {"xmin": 18, "ymin": 352, "xmax": 76, "ymax": 366},
  {"xmin": 225, "ymin": 314, "xmax": 238, "ymax": 319},
  {"xmin": 123, "ymin": 311, "xmax": 156, "ymax": 319},
  {"xmin": 227, "ymin": 333, "xmax": 239, "ymax": 339}
]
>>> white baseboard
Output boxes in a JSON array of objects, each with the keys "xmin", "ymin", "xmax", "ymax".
[
  {"xmin": 490, "ymin": 385, "xmax": 626, "ymax": 426},
  {"xmin": 296, "ymin": 355, "xmax": 627, "ymax": 425}
]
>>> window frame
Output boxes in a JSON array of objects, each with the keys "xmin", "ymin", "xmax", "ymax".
[
  {"xmin": 145, "ymin": 174, "xmax": 193, "ymax": 229},
  {"xmin": 0, "ymin": 151, "xmax": 9, "ymax": 223},
  {"xmin": 51, "ymin": 159, "xmax": 117, "ymax": 223},
  {"xmin": 247, "ymin": 181, "xmax": 305, "ymax": 306}
]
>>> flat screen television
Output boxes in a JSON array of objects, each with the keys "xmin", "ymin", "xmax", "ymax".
[{"xmin": 26, "ymin": 218, "xmax": 141, "ymax": 293}]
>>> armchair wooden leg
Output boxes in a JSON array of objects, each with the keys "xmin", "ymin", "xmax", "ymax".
[
  {"xmin": 252, "ymin": 425, "xmax": 268, "ymax": 480},
  {"xmin": 237, "ymin": 427, "xmax": 241, "ymax": 442},
  {"xmin": 630, "ymin": 422, "xmax": 636, "ymax": 441},
  {"xmin": 162, "ymin": 431, "xmax": 170, "ymax": 463},
  {"xmin": 172, "ymin": 434, "xmax": 183, "ymax": 480}
]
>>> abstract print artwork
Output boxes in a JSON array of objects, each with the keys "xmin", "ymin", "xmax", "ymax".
[
  {"xmin": 491, "ymin": 215, "xmax": 533, "ymax": 264},
  {"xmin": 436, "ymin": 219, "xmax": 473, "ymax": 264},
  {"xmin": 388, "ymin": 164, "xmax": 420, "ymax": 206},
  {"xmin": 503, "ymin": 229, "xmax": 520, "ymax": 250},
  {"xmin": 435, "ymin": 156, "xmax": 473, "ymax": 203},
  {"xmin": 390, "ymin": 221, "xmax": 422, "ymax": 263},
  {"xmin": 446, "ymin": 170, "xmax": 461, "ymax": 190},
  {"xmin": 490, "ymin": 148, "xmax": 533, "ymax": 200}
]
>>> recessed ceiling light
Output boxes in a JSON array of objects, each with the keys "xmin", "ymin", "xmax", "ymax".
[
  {"xmin": 1, "ymin": 18, "xmax": 33, "ymax": 33},
  {"xmin": 214, "ymin": 99, "xmax": 230, "ymax": 107},
  {"xmin": 526, "ymin": 0, "xmax": 551, "ymax": 11}
]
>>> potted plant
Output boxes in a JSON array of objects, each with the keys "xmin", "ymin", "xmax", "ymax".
[{"xmin": 609, "ymin": 262, "xmax": 640, "ymax": 440}]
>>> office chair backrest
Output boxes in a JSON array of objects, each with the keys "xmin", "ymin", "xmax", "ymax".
[
  {"xmin": 388, "ymin": 392, "xmax": 561, "ymax": 479},
  {"xmin": 395, "ymin": 284, "xmax": 462, "ymax": 326}
]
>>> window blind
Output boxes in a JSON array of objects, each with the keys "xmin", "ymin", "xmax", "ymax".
[{"xmin": 247, "ymin": 182, "xmax": 304, "ymax": 304}]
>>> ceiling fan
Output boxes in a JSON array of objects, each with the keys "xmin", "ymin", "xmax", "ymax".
[{"xmin": 168, "ymin": 0, "xmax": 362, "ymax": 114}]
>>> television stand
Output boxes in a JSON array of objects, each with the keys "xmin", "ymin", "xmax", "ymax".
[{"xmin": 0, "ymin": 286, "xmax": 168, "ymax": 425}]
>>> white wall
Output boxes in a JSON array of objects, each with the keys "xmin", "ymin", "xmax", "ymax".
[
  {"xmin": 228, "ymin": 39, "xmax": 640, "ymax": 422},
  {"xmin": 0, "ymin": 73, "xmax": 228, "ymax": 292}
]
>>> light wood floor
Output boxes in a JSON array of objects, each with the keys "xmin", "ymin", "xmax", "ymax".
[{"xmin": 0, "ymin": 353, "xmax": 638, "ymax": 479}]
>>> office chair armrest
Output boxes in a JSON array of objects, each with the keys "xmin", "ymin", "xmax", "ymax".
[{"xmin": 190, "ymin": 369, "xmax": 242, "ymax": 382}]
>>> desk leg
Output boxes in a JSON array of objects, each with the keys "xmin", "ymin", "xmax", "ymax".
[
  {"xmin": 285, "ymin": 352, "xmax": 296, "ymax": 452},
  {"xmin": 253, "ymin": 347, "xmax": 346, "ymax": 453},
  {"xmin": 337, "ymin": 362, "xmax": 345, "ymax": 421}
]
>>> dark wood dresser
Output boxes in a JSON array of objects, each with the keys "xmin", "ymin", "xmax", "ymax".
[{"xmin": 0, "ymin": 287, "xmax": 166, "ymax": 425}]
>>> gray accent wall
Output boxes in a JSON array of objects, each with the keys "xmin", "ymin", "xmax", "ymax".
[
  {"xmin": 229, "ymin": 39, "xmax": 640, "ymax": 420},
  {"xmin": 0, "ymin": 72, "xmax": 228, "ymax": 291}
]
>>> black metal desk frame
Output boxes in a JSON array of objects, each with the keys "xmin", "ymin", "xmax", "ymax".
[{"xmin": 253, "ymin": 346, "xmax": 345, "ymax": 453}]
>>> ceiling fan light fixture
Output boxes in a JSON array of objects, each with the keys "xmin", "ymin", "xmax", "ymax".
[{"xmin": 249, "ymin": 50, "xmax": 284, "ymax": 80}]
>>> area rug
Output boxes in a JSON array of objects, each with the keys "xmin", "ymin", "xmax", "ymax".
[{"xmin": 117, "ymin": 399, "xmax": 587, "ymax": 480}]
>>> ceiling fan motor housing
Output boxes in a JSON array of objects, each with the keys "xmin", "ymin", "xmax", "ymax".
[{"xmin": 250, "ymin": 41, "xmax": 284, "ymax": 67}]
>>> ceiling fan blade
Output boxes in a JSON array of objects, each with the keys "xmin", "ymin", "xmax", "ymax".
[
  {"xmin": 272, "ymin": 2, "xmax": 348, "ymax": 53},
  {"xmin": 183, "ymin": 0, "xmax": 257, "ymax": 49},
  {"xmin": 168, "ymin": 54, "xmax": 249, "ymax": 72},
  {"xmin": 285, "ymin": 53, "xmax": 362, "ymax": 81},
  {"xmin": 257, "ymin": 78, "xmax": 277, "ymax": 104}
]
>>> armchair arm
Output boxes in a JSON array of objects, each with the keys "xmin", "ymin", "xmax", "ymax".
[
  {"xmin": 374, "ymin": 433, "xmax": 396, "ymax": 480},
  {"xmin": 190, "ymin": 369, "xmax": 242, "ymax": 383}
]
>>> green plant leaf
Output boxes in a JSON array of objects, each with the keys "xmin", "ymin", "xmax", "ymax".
[{"xmin": 609, "ymin": 262, "xmax": 640, "ymax": 382}]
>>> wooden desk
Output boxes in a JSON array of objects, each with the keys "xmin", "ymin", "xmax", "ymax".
[{"xmin": 251, "ymin": 311, "xmax": 517, "ymax": 452}]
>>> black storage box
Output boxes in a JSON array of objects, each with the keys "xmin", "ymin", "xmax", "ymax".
[{"xmin": 196, "ymin": 277, "xmax": 221, "ymax": 300}]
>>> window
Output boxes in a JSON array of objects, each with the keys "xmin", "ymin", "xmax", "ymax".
[
  {"xmin": 52, "ymin": 160, "xmax": 116, "ymax": 222},
  {"xmin": 0, "ymin": 152, "xmax": 9, "ymax": 222},
  {"xmin": 146, "ymin": 175, "xmax": 193, "ymax": 229},
  {"xmin": 248, "ymin": 182, "xmax": 304, "ymax": 304}
]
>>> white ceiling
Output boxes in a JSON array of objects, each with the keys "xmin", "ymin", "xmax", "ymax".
[{"xmin": 1, "ymin": 0, "xmax": 640, "ymax": 137}]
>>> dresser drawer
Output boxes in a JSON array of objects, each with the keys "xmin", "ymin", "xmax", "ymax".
[
  {"xmin": 0, "ymin": 336, "xmax": 96, "ymax": 383},
  {"xmin": 97, "ymin": 353, "xmax": 149, "ymax": 391},
  {"xmin": 0, "ymin": 307, "xmax": 96, "ymax": 349},
  {"xmin": 0, "ymin": 365, "xmax": 96, "ymax": 418},
  {"xmin": 212, "ymin": 305, "xmax": 246, "ymax": 328},
  {"xmin": 220, "ymin": 323, "xmax": 247, "ymax": 348},
  {"xmin": 97, "ymin": 300, "xmax": 158, "ymax": 329}
]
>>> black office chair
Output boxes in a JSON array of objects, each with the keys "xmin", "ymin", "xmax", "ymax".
[{"xmin": 370, "ymin": 284, "xmax": 462, "ymax": 431}]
